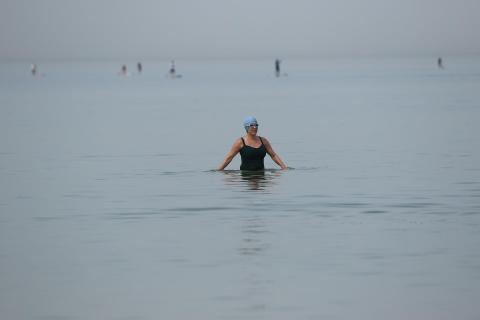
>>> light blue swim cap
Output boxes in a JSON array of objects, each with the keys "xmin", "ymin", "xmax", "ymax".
[{"xmin": 243, "ymin": 116, "xmax": 258, "ymax": 127}]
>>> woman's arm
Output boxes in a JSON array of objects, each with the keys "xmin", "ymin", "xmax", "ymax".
[
  {"xmin": 217, "ymin": 139, "xmax": 242, "ymax": 170},
  {"xmin": 262, "ymin": 137, "xmax": 287, "ymax": 169}
]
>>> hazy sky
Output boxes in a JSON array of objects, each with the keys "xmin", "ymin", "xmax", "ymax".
[{"xmin": 1, "ymin": 0, "xmax": 479, "ymax": 60}]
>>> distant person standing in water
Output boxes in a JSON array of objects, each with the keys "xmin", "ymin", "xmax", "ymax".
[
  {"xmin": 137, "ymin": 62, "xmax": 142, "ymax": 73},
  {"xmin": 438, "ymin": 57, "xmax": 444, "ymax": 69},
  {"xmin": 275, "ymin": 59, "xmax": 281, "ymax": 77},
  {"xmin": 31, "ymin": 64, "xmax": 37, "ymax": 76},
  {"xmin": 217, "ymin": 116, "xmax": 287, "ymax": 171},
  {"xmin": 121, "ymin": 64, "xmax": 127, "ymax": 75}
]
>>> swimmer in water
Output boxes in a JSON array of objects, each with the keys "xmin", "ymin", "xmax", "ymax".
[
  {"xmin": 137, "ymin": 62, "xmax": 142, "ymax": 73},
  {"xmin": 217, "ymin": 116, "xmax": 287, "ymax": 171}
]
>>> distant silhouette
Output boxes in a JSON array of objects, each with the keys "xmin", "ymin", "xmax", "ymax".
[
  {"xmin": 169, "ymin": 60, "xmax": 176, "ymax": 78},
  {"xmin": 275, "ymin": 59, "xmax": 281, "ymax": 77},
  {"xmin": 437, "ymin": 57, "xmax": 444, "ymax": 69},
  {"xmin": 121, "ymin": 64, "xmax": 127, "ymax": 75},
  {"xmin": 137, "ymin": 62, "xmax": 142, "ymax": 74},
  {"xmin": 31, "ymin": 64, "xmax": 37, "ymax": 76}
]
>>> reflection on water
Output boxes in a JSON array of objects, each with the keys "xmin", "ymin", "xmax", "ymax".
[
  {"xmin": 220, "ymin": 170, "xmax": 283, "ymax": 192},
  {"xmin": 220, "ymin": 170, "xmax": 280, "ymax": 312},
  {"xmin": 238, "ymin": 215, "xmax": 270, "ymax": 257}
]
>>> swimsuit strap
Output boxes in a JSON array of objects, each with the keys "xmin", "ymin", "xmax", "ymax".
[{"xmin": 241, "ymin": 137, "xmax": 263, "ymax": 147}]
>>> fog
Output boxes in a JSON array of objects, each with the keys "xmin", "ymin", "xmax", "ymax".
[{"xmin": 1, "ymin": 0, "xmax": 479, "ymax": 60}]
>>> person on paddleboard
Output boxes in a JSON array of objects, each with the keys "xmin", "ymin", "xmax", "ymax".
[
  {"xmin": 169, "ymin": 60, "xmax": 176, "ymax": 78},
  {"xmin": 275, "ymin": 59, "xmax": 281, "ymax": 77},
  {"xmin": 217, "ymin": 116, "xmax": 287, "ymax": 171}
]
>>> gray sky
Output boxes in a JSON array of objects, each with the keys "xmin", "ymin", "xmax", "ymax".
[{"xmin": 1, "ymin": 0, "xmax": 479, "ymax": 60}]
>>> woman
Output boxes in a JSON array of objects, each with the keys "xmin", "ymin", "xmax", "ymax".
[{"xmin": 217, "ymin": 116, "xmax": 287, "ymax": 171}]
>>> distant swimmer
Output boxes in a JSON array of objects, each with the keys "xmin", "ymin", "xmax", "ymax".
[
  {"xmin": 217, "ymin": 116, "xmax": 287, "ymax": 171},
  {"xmin": 437, "ymin": 57, "xmax": 444, "ymax": 69},
  {"xmin": 31, "ymin": 64, "xmax": 37, "ymax": 76},
  {"xmin": 275, "ymin": 59, "xmax": 281, "ymax": 77},
  {"xmin": 137, "ymin": 62, "xmax": 142, "ymax": 74}
]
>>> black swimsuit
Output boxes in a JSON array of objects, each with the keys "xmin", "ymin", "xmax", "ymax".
[{"xmin": 240, "ymin": 137, "xmax": 267, "ymax": 171}]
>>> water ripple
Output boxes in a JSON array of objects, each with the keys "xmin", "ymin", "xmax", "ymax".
[
  {"xmin": 165, "ymin": 206, "xmax": 237, "ymax": 212},
  {"xmin": 325, "ymin": 202, "xmax": 371, "ymax": 208},
  {"xmin": 362, "ymin": 210, "xmax": 388, "ymax": 214},
  {"xmin": 388, "ymin": 202, "xmax": 439, "ymax": 209}
]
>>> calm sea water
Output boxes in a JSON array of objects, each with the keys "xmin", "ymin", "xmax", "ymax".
[{"xmin": 1, "ymin": 58, "xmax": 480, "ymax": 320}]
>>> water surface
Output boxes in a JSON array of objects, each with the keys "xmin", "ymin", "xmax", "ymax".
[{"xmin": 1, "ymin": 58, "xmax": 480, "ymax": 320}]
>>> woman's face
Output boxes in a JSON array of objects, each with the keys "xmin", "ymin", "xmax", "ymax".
[{"xmin": 247, "ymin": 123, "xmax": 258, "ymax": 135}]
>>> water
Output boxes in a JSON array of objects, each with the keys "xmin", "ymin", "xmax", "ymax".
[{"xmin": 1, "ymin": 58, "xmax": 480, "ymax": 320}]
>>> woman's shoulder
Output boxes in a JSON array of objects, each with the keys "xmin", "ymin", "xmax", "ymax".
[
  {"xmin": 259, "ymin": 136, "xmax": 270, "ymax": 144},
  {"xmin": 232, "ymin": 137, "xmax": 244, "ymax": 147}
]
